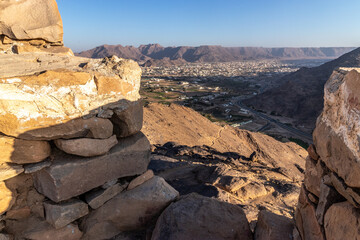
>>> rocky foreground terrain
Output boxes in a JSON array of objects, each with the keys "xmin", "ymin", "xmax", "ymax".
[
  {"xmin": 0, "ymin": 1, "xmax": 359, "ymax": 240},
  {"xmin": 77, "ymin": 44, "xmax": 354, "ymax": 66}
]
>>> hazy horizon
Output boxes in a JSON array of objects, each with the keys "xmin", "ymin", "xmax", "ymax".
[{"xmin": 57, "ymin": 0, "xmax": 360, "ymax": 52}]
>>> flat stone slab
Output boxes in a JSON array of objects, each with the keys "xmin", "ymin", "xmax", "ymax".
[
  {"xmin": 34, "ymin": 132, "xmax": 150, "ymax": 202},
  {"xmin": 85, "ymin": 182, "xmax": 127, "ymax": 209},
  {"xmin": 44, "ymin": 199, "xmax": 89, "ymax": 229}
]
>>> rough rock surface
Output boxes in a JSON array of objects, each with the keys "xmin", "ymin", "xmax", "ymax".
[
  {"xmin": 34, "ymin": 133, "xmax": 150, "ymax": 202},
  {"xmin": 151, "ymin": 193, "xmax": 253, "ymax": 240},
  {"xmin": 44, "ymin": 199, "xmax": 88, "ymax": 229},
  {"xmin": 254, "ymin": 210, "xmax": 294, "ymax": 240},
  {"xmin": 0, "ymin": 182, "xmax": 14, "ymax": 215},
  {"xmin": 0, "ymin": 164, "xmax": 23, "ymax": 181},
  {"xmin": 85, "ymin": 182, "xmax": 128, "ymax": 209},
  {"xmin": 0, "ymin": 0, "xmax": 63, "ymax": 43},
  {"xmin": 54, "ymin": 135, "xmax": 118, "ymax": 157},
  {"xmin": 82, "ymin": 176, "xmax": 179, "ymax": 240},
  {"xmin": 0, "ymin": 135, "xmax": 50, "ymax": 164},
  {"xmin": 112, "ymin": 101, "xmax": 143, "ymax": 137},
  {"xmin": 128, "ymin": 170, "xmax": 154, "ymax": 190}
]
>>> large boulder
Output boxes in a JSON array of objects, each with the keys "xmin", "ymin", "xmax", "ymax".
[
  {"xmin": 34, "ymin": 133, "xmax": 150, "ymax": 202},
  {"xmin": 151, "ymin": 193, "xmax": 253, "ymax": 240},
  {"xmin": 313, "ymin": 68, "xmax": 360, "ymax": 187},
  {"xmin": 0, "ymin": 0, "xmax": 63, "ymax": 43},
  {"xmin": 82, "ymin": 176, "xmax": 179, "ymax": 240}
]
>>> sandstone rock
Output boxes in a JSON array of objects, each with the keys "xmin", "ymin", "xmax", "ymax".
[
  {"xmin": 82, "ymin": 176, "xmax": 178, "ymax": 240},
  {"xmin": 0, "ymin": 182, "xmax": 15, "ymax": 215},
  {"xmin": 127, "ymin": 170, "xmax": 154, "ymax": 190},
  {"xmin": 307, "ymin": 144, "xmax": 319, "ymax": 161},
  {"xmin": 5, "ymin": 206, "xmax": 31, "ymax": 220},
  {"xmin": 254, "ymin": 210, "xmax": 293, "ymax": 240},
  {"xmin": 0, "ymin": 233, "xmax": 12, "ymax": 240},
  {"xmin": 236, "ymin": 182, "xmax": 269, "ymax": 201},
  {"xmin": 54, "ymin": 135, "xmax": 118, "ymax": 157},
  {"xmin": 0, "ymin": 0, "xmax": 63, "ymax": 43},
  {"xmin": 315, "ymin": 179, "xmax": 344, "ymax": 225},
  {"xmin": 24, "ymin": 160, "xmax": 52, "ymax": 174},
  {"xmin": 0, "ymin": 63, "xmax": 141, "ymax": 139},
  {"xmin": 0, "ymin": 164, "xmax": 23, "ymax": 181},
  {"xmin": 44, "ymin": 199, "xmax": 88, "ymax": 229},
  {"xmin": 314, "ymin": 69, "xmax": 360, "ymax": 187},
  {"xmin": 85, "ymin": 182, "xmax": 127, "ymax": 209},
  {"xmin": 151, "ymin": 193, "xmax": 253, "ymax": 240},
  {"xmin": 0, "ymin": 135, "xmax": 50, "ymax": 164},
  {"xmin": 304, "ymin": 157, "xmax": 324, "ymax": 197},
  {"xmin": 34, "ymin": 132, "xmax": 150, "ymax": 202},
  {"xmin": 295, "ymin": 185, "xmax": 324, "ymax": 240},
  {"xmin": 330, "ymin": 172, "xmax": 360, "ymax": 208},
  {"xmin": 111, "ymin": 101, "xmax": 143, "ymax": 138},
  {"xmin": 324, "ymin": 201, "xmax": 360, "ymax": 240}
]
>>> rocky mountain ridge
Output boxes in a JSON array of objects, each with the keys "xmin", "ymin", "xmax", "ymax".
[{"xmin": 76, "ymin": 44, "xmax": 355, "ymax": 65}]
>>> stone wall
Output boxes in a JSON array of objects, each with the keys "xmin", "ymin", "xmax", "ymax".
[{"xmin": 295, "ymin": 68, "xmax": 360, "ymax": 240}]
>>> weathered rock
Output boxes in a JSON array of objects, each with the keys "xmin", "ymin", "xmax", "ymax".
[
  {"xmin": 304, "ymin": 157, "xmax": 324, "ymax": 197},
  {"xmin": 5, "ymin": 216, "xmax": 82, "ymax": 239},
  {"xmin": 34, "ymin": 132, "xmax": 150, "ymax": 202},
  {"xmin": 316, "ymin": 179, "xmax": 344, "ymax": 225},
  {"xmin": 0, "ymin": 0, "xmax": 63, "ymax": 43},
  {"xmin": 307, "ymin": 144, "xmax": 319, "ymax": 161},
  {"xmin": 151, "ymin": 193, "xmax": 253, "ymax": 240},
  {"xmin": 324, "ymin": 201, "xmax": 360, "ymax": 240},
  {"xmin": 0, "ymin": 164, "xmax": 23, "ymax": 181},
  {"xmin": 24, "ymin": 160, "xmax": 52, "ymax": 174},
  {"xmin": 0, "ymin": 182, "xmax": 15, "ymax": 215},
  {"xmin": 295, "ymin": 185, "xmax": 324, "ymax": 240},
  {"xmin": 314, "ymin": 69, "xmax": 360, "ymax": 187},
  {"xmin": 0, "ymin": 233, "xmax": 12, "ymax": 240},
  {"xmin": 5, "ymin": 206, "xmax": 31, "ymax": 220},
  {"xmin": 54, "ymin": 135, "xmax": 118, "ymax": 157},
  {"xmin": 111, "ymin": 101, "xmax": 143, "ymax": 138},
  {"xmin": 0, "ymin": 61, "xmax": 141, "ymax": 139},
  {"xmin": 44, "ymin": 199, "xmax": 88, "ymax": 229},
  {"xmin": 127, "ymin": 170, "xmax": 154, "ymax": 190},
  {"xmin": 15, "ymin": 117, "xmax": 114, "ymax": 141},
  {"xmin": 85, "ymin": 182, "xmax": 127, "ymax": 209},
  {"xmin": 236, "ymin": 182, "xmax": 269, "ymax": 201},
  {"xmin": 0, "ymin": 135, "xmax": 50, "ymax": 164},
  {"xmin": 330, "ymin": 172, "xmax": 360, "ymax": 208},
  {"xmin": 254, "ymin": 210, "xmax": 293, "ymax": 240},
  {"xmin": 82, "ymin": 176, "xmax": 179, "ymax": 240}
]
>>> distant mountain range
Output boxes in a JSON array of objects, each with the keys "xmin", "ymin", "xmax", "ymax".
[
  {"xmin": 76, "ymin": 44, "xmax": 355, "ymax": 66},
  {"xmin": 244, "ymin": 47, "xmax": 360, "ymax": 132}
]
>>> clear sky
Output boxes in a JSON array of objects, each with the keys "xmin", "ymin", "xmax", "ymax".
[{"xmin": 57, "ymin": 0, "xmax": 360, "ymax": 52}]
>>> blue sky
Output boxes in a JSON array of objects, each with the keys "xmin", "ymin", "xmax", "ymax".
[{"xmin": 57, "ymin": 0, "xmax": 360, "ymax": 52}]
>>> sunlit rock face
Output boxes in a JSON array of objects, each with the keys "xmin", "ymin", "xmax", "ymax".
[{"xmin": 295, "ymin": 68, "xmax": 360, "ymax": 240}]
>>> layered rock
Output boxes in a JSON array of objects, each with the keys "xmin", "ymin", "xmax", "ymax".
[{"xmin": 294, "ymin": 68, "xmax": 360, "ymax": 239}]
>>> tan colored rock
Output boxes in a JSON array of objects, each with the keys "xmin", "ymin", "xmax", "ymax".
[
  {"xmin": 18, "ymin": 117, "xmax": 113, "ymax": 141},
  {"xmin": 12, "ymin": 44, "xmax": 73, "ymax": 56},
  {"xmin": 0, "ymin": 0, "xmax": 63, "ymax": 43},
  {"xmin": 34, "ymin": 133, "xmax": 150, "ymax": 202},
  {"xmin": 128, "ymin": 170, "xmax": 154, "ymax": 190},
  {"xmin": 330, "ymin": 172, "xmax": 360, "ymax": 208},
  {"xmin": 254, "ymin": 210, "xmax": 293, "ymax": 240},
  {"xmin": 54, "ymin": 135, "xmax": 118, "ymax": 157},
  {"xmin": 304, "ymin": 157, "xmax": 324, "ymax": 197},
  {"xmin": 0, "ymin": 182, "xmax": 15, "ymax": 215},
  {"xmin": 111, "ymin": 101, "xmax": 143, "ymax": 138},
  {"xmin": 44, "ymin": 199, "xmax": 88, "ymax": 229},
  {"xmin": 0, "ymin": 135, "xmax": 50, "ymax": 164},
  {"xmin": 82, "ymin": 176, "xmax": 179, "ymax": 240},
  {"xmin": 0, "ymin": 233, "xmax": 12, "ymax": 240},
  {"xmin": 85, "ymin": 182, "xmax": 127, "ymax": 209},
  {"xmin": 295, "ymin": 185, "xmax": 324, "ymax": 240},
  {"xmin": 307, "ymin": 144, "xmax": 319, "ymax": 161},
  {"xmin": 314, "ymin": 69, "xmax": 360, "ymax": 187},
  {"xmin": 324, "ymin": 201, "xmax": 360, "ymax": 240},
  {"xmin": 151, "ymin": 193, "xmax": 253, "ymax": 240},
  {"xmin": 5, "ymin": 206, "xmax": 31, "ymax": 220},
  {"xmin": 236, "ymin": 182, "xmax": 269, "ymax": 201},
  {"xmin": 0, "ymin": 164, "xmax": 23, "ymax": 181},
  {"xmin": 0, "ymin": 62, "xmax": 140, "ymax": 138}
]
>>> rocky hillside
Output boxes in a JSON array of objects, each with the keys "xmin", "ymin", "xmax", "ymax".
[
  {"xmin": 76, "ymin": 44, "xmax": 355, "ymax": 65},
  {"xmin": 244, "ymin": 47, "xmax": 360, "ymax": 131},
  {"xmin": 143, "ymin": 103, "xmax": 307, "ymax": 224}
]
